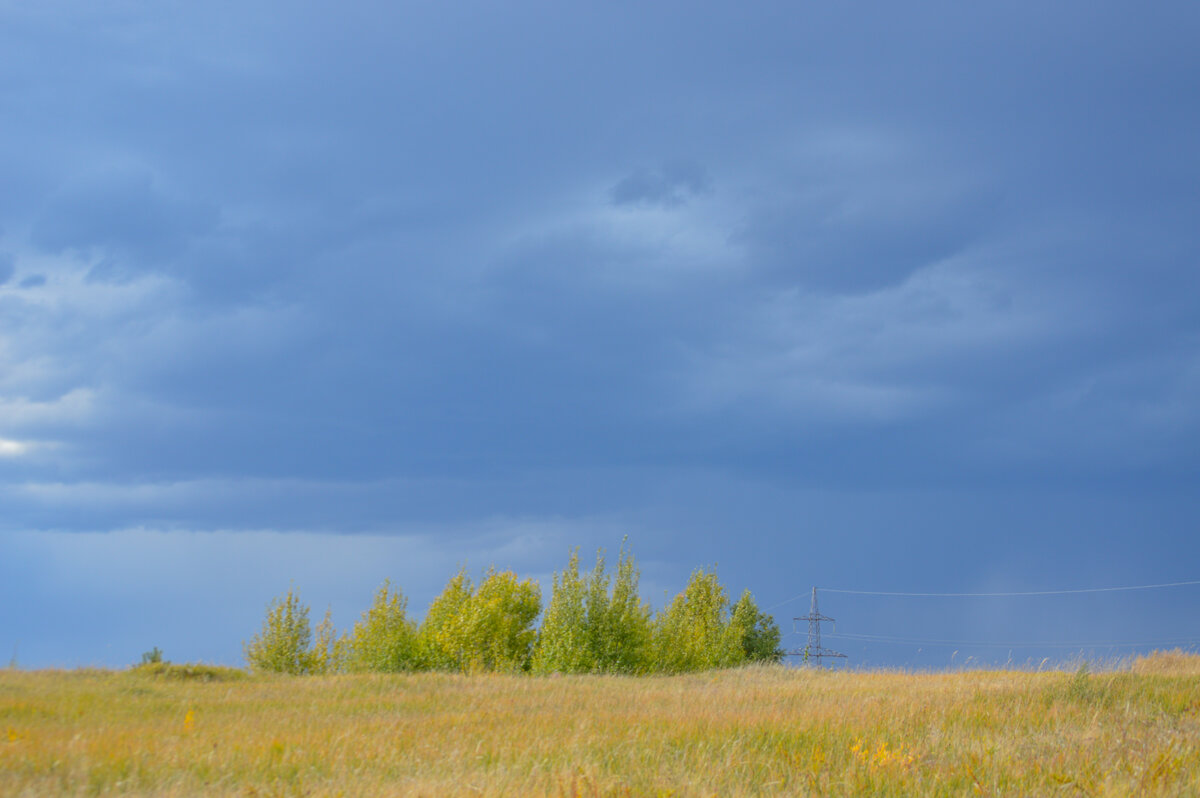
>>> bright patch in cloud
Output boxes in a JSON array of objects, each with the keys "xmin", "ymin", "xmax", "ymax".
[{"xmin": 0, "ymin": 438, "xmax": 30, "ymax": 457}]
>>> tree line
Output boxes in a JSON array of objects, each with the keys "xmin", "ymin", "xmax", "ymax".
[{"xmin": 245, "ymin": 543, "xmax": 783, "ymax": 675}]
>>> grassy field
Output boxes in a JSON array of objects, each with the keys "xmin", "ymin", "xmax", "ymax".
[{"xmin": 2, "ymin": 652, "xmax": 1198, "ymax": 796}]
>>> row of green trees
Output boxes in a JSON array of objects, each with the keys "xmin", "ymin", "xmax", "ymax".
[{"xmin": 245, "ymin": 544, "xmax": 782, "ymax": 675}]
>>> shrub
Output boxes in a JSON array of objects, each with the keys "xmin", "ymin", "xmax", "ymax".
[
  {"xmin": 532, "ymin": 549, "xmax": 594, "ymax": 674},
  {"xmin": 310, "ymin": 607, "xmax": 347, "ymax": 675},
  {"xmin": 419, "ymin": 567, "xmax": 542, "ymax": 673},
  {"xmin": 533, "ymin": 540, "xmax": 652, "ymax": 675},
  {"xmin": 244, "ymin": 587, "xmax": 318, "ymax": 674},
  {"xmin": 462, "ymin": 568, "xmax": 542, "ymax": 672},
  {"xmin": 344, "ymin": 580, "xmax": 419, "ymax": 672},
  {"xmin": 132, "ymin": 662, "xmax": 247, "ymax": 681},
  {"xmin": 418, "ymin": 568, "xmax": 475, "ymax": 671},
  {"xmin": 595, "ymin": 541, "xmax": 652, "ymax": 673},
  {"xmin": 649, "ymin": 567, "xmax": 743, "ymax": 673},
  {"xmin": 727, "ymin": 590, "xmax": 784, "ymax": 664}
]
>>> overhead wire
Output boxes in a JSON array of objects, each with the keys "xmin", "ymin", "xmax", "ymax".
[
  {"xmin": 820, "ymin": 579, "xmax": 1200, "ymax": 598},
  {"xmin": 764, "ymin": 579, "xmax": 1200, "ymax": 611},
  {"xmin": 824, "ymin": 631, "xmax": 1200, "ymax": 650}
]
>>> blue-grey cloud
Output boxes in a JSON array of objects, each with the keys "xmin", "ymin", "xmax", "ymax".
[
  {"xmin": 31, "ymin": 169, "xmax": 219, "ymax": 268},
  {"xmin": 1, "ymin": 0, "xmax": 1198, "ymax": 667},
  {"xmin": 611, "ymin": 161, "xmax": 711, "ymax": 208}
]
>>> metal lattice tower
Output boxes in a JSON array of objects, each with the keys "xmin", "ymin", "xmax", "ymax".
[{"xmin": 790, "ymin": 587, "xmax": 847, "ymax": 665}]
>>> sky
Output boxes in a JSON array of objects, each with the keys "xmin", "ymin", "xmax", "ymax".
[{"xmin": 2, "ymin": 0, "xmax": 1199, "ymax": 669}]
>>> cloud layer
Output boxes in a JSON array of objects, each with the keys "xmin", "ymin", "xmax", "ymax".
[{"xmin": 2, "ymin": 0, "xmax": 1198, "ymax": 666}]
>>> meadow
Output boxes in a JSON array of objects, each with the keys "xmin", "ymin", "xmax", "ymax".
[{"xmin": 2, "ymin": 652, "xmax": 1198, "ymax": 796}]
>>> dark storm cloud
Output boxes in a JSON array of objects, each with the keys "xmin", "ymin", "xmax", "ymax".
[
  {"xmin": 2, "ymin": 0, "xmax": 1199, "ymax": 666},
  {"xmin": 0, "ymin": 0, "xmax": 1195, "ymax": 481}
]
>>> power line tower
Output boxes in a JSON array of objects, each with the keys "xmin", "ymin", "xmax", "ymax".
[{"xmin": 791, "ymin": 587, "xmax": 847, "ymax": 665}]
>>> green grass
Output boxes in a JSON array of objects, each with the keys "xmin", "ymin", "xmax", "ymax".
[{"xmin": 2, "ymin": 651, "xmax": 1198, "ymax": 796}]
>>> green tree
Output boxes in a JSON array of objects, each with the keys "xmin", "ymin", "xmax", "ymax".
[
  {"xmin": 595, "ymin": 540, "xmax": 651, "ymax": 673},
  {"xmin": 649, "ymin": 568, "xmax": 741, "ymax": 673},
  {"xmin": 345, "ymin": 580, "xmax": 419, "ymax": 672},
  {"xmin": 310, "ymin": 606, "xmax": 347, "ymax": 674},
  {"xmin": 419, "ymin": 567, "xmax": 542, "ymax": 672},
  {"xmin": 244, "ymin": 587, "xmax": 317, "ymax": 674},
  {"xmin": 418, "ymin": 568, "xmax": 474, "ymax": 671},
  {"xmin": 584, "ymin": 548, "xmax": 611, "ymax": 667},
  {"xmin": 531, "ymin": 549, "xmax": 594, "ymax": 674},
  {"xmin": 727, "ymin": 590, "xmax": 784, "ymax": 664},
  {"xmin": 461, "ymin": 568, "xmax": 542, "ymax": 672},
  {"xmin": 532, "ymin": 541, "xmax": 652, "ymax": 674}
]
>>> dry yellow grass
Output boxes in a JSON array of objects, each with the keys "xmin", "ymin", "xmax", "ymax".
[{"xmin": 2, "ymin": 652, "xmax": 1198, "ymax": 796}]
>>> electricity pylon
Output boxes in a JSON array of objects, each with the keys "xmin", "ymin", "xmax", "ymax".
[{"xmin": 791, "ymin": 587, "xmax": 847, "ymax": 665}]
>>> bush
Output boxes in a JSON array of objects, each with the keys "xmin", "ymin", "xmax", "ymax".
[
  {"xmin": 418, "ymin": 568, "xmax": 475, "ymax": 670},
  {"xmin": 728, "ymin": 590, "xmax": 784, "ymax": 664},
  {"xmin": 533, "ymin": 541, "xmax": 652, "ymax": 674},
  {"xmin": 419, "ymin": 567, "xmax": 542, "ymax": 673},
  {"xmin": 132, "ymin": 662, "xmax": 247, "ymax": 681},
  {"xmin": 649, "ymin": 567, "xmax": 743, "ymax": 673},
  {"xmin": 595, "ymin": 541, "xmax": 652, "ymax": 673},
  {"xmin": 244, "ymin": 587, "xmax": 318, "ymax": 674},
  {"xmin": 310, "ymin": 607, "xmax": 346, "ymax": 675},
  {"xmin": 344, "ymin": 580, "xmax": 419, "ymax": 672},
  {"xmin": 532, "ymin": 549, "xmax": 594, "ymax": 674},
  {"xmin": 462, "ymin": 568, "xmax": 542, "ymax": 672}
]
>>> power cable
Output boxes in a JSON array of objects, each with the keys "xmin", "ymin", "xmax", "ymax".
[
  {"xmin": 821, "ymin": 579, "xmax": 1200, "ymax": 598},
  {"xmin": 765, "ymin": 579, "xmax": 1200, "ymax": 610},
  {"xmin": 825, "ymin": 631, "xmax": 1200, "ymax": 650}
]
